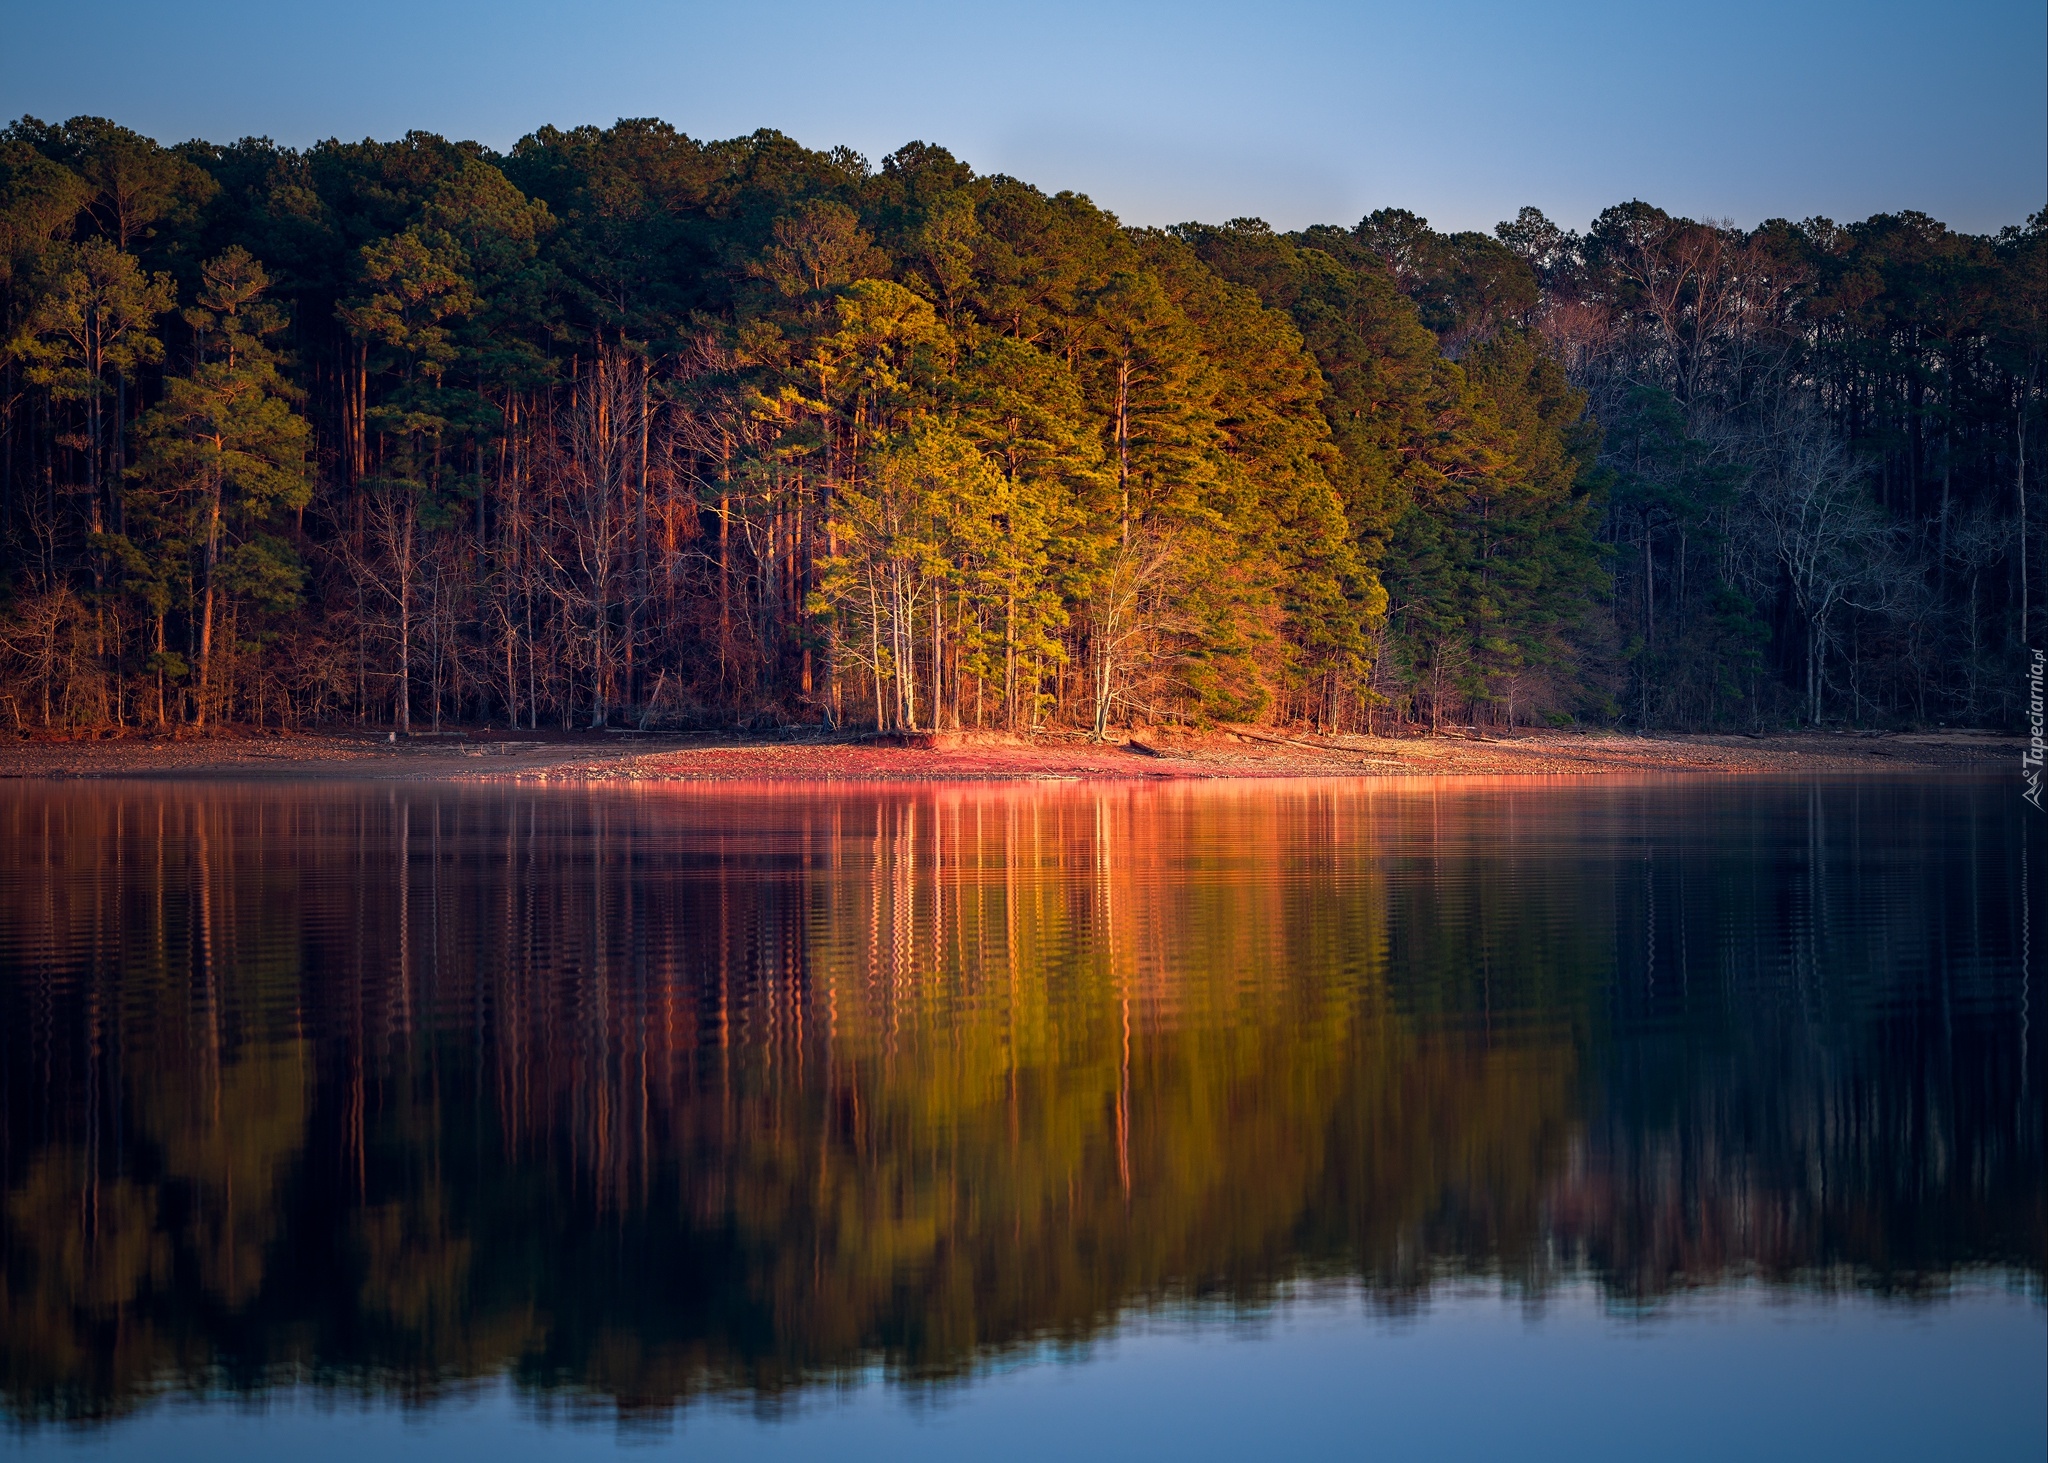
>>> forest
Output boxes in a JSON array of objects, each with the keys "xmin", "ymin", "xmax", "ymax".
[{"xmin": 0, "ymin": 115, "xmax": 2042, "ymax": 735}]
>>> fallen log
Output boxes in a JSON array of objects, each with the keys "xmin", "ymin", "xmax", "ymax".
[{"xmin": 1226, "ymin": 726, "xmax": 1402, "ymax": 759}]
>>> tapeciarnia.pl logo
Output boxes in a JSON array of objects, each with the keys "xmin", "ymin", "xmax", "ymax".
[{"xmin": 2026, "ymin": 648, "xmax": 2044, "ymax": 810}]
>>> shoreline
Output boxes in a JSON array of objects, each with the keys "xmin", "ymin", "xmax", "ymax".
[{"xmin": 0, "ymin": 726, "xmax": 2025, "ymax": 785}]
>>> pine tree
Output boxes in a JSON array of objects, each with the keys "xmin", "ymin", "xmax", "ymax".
[{"xmin": 126, "ymin": 246, "xmax": 309, "ymax": 725}]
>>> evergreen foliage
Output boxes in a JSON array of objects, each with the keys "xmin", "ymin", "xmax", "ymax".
[{"xmin": 0, "ymin": 115, "xmax": 2040, "ymax": 733}]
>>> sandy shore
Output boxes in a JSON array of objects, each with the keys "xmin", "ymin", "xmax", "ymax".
[{"xmin": 0, "ymin": 724, "xmax": 2025, "ymax": 784}]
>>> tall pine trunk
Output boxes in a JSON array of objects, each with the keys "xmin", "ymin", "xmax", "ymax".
[{"xmin": 195, "ymin": 457, "xmax": 224, "ymax": 729}]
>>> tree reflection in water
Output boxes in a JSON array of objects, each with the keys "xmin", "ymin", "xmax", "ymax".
[{"xmin": 0, "ymin": 778, "xmax": 2038, "ymax": 1426}]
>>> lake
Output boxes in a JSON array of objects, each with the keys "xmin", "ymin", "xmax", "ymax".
[{"xmin": 0, "ymin": 776, "xmax": 2040, "ymax": 1460}]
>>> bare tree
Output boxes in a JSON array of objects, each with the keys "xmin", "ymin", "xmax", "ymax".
[
  {"xmin": 1739, "ymin": 409, "xmax": 1893, "ymax": 725},
  {"xmin": 0, "ymin": 586, "xmax": 89, "ymax": 726},
  {"xmin": 535, "ymin": 346, "xmax": 641, "ymax": 729},
  {"xmin": 339, "ymin": 479, "xmax": 428, "ymax": 733},
  {"xmin": 1087, "ymin": 528, "xmax": 1181, "ymax": 739}
]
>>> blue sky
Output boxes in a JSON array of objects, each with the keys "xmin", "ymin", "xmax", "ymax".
[{"xmin": 4, "ymin": 0, "xmax": 2041, "ymax": 235}]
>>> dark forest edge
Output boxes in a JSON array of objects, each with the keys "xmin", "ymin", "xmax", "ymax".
[{"xmin": 0, "ymin": 116, "xmax": 2041, "ymax": 739}]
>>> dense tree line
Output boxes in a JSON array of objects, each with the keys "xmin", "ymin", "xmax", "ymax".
[{"xmin": 0, "ymin": 115, "xmax": 2041, "ymax": 733}]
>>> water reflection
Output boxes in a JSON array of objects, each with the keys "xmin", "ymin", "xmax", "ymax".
[{"xmin": 0, "ymin": 777, "xmax": 2038, "ymax": 1427}]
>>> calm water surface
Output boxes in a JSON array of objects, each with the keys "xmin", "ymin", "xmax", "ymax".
[{"xmin": 0, "ymin": 776, "xmax": 2041, "ymax": 1459}]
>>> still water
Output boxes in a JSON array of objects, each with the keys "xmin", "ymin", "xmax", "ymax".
[{"xmin": 0, "ymin": 776, "xmax": 2040, "ymax": 1459}]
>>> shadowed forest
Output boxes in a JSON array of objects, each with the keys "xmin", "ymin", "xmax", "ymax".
[
  {"xmin": 1, "ymin": 781, "xmax": 2037, "ymax": 1425},
  {"xmin": 0, "ymin": 116, "xmax": 2042, "ymax": 736}
]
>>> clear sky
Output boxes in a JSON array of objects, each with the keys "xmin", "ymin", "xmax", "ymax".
[{"xmin": 4, "ymin": 0, "xmax": 2042, "ymax": 236}]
